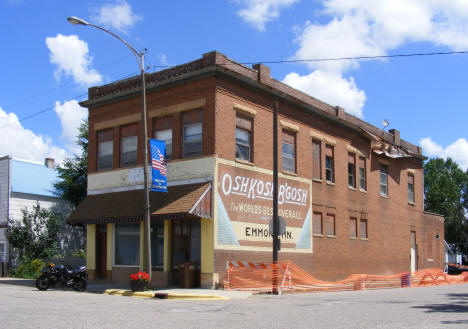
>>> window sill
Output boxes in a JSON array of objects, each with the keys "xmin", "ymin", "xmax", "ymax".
[
  {"xmin": 350, "ymin": 237, "xmax": 358, "ymax": 240},
  {"xmin": 282, "ymin": 170, "xmax": 297, "ymax": 177},
  {"xmin": 312, "ymin": 178, "xmax": 322, "ymax": 183},
  {"xmin": 380, "ymin": 194, "xmax": 390, "ymax": 199},
  {"xmin": 325, "ymin": 181, "xmax": 335, "ymax": 186},
  {"xmin": 348, "ymin": 186, "xmax": 356, "ymax": 191},
  {"xmin": 359, "ymin": 189, "xmax": 367, "ymax": 194},
  {"xmin": 360, "ymin": 238, "xmax": 368, "ymax": 241},
  {"xmin": 408, "ymin": 201, "xmax": 415, "ymax": 206},
  {"xmin": 427, "ymin": 258, "xmax": 434, "ymax": 263},
  {"xmin": 313, "ymin": 234, "xmax": 323, "ymax": 237},
  {"xmin": 326, "ymin": 235, "xmax": 336, "ymax": 238},
  {"xmin": 235, "ymin": 158, "xmax": 254, "ymax": 166}
]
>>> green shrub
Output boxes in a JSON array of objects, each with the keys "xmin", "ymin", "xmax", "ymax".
[
  {"xmin": 73, "ymin": 249, "xmax": 86, "ymax": 259},
  {"xmin": 13, "ymin": 258, "xmax": 45, "ymax": 279}
]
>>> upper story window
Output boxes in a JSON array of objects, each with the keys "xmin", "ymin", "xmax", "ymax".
[
  {"xmin": 154, "ymin": 116, "xmax": 173, "ymax": 160},
  {"xmin": 380, "ymin": 164, "xmax": 388, "ymax": 196},
  {"xmin": 182, "ymin": 110, "xmax": 203, "ymax": 157},
  {"xmin": 408, "ymin": 173, "xmax": 415, "ymax": 203},
  {"xmin": 360, "ymin": 219, "xmax": 368, "ymax": 239},
  {"xmin": 120, "ymin": 123, "xmax": 138, "ymax": 167},
  {"xmin": 97, "ymin": 129, "xmax": 113, "ymax": 170},
  {"xmin": 325, "ymin": 145, "xmax": 334, "ymax": 183},
  {"xmin": 235, "ymin": 113, "xmax": 252, "ymax": 162},
  {"xmin": 359, "ymin": 156, "xmax": 366, "ymax": 191},
  {"xmin": 282, "ymin": 130, "xmax": 296, "ymax": 173},
  {"xmin": 349, "ymin": 217, "xmax": 357, "ymax": 238},
  {"xmin": 348, "ymin": 153, "xmax": 356, "ymax": 188},
  {"xmin": 312, "ymin": 140, "xmax": 321, "ymax": 179},
  {"xmin": 313, "ymin": 212, "xmax": 323, "ymax": 235},
  {"xmin": 326, "ymin": 214, "xmax": 335, "ymax": 236}
]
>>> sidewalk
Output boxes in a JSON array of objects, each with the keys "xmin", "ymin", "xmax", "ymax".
[{"xmin": 0, "ymin": 278, "xmax": 253, "ymax": 300}]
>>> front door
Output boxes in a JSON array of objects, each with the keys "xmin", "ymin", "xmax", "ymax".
[
  {"xmin": 96, "ymin": 225, "xmax": 107, "ymax": 279},
  {"xmin": 171, "ymin": 219, "xmax": 201, "ymax": 286},
  {"xmin": 410, "ymin": 231, "xmax": 418, "ymax": 272}
]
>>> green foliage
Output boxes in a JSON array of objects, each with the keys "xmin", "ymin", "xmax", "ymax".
[
  {"xmin": 13, "ymin": 258, "xmax": 45, "ymax": 279},
  {"xmin": 73, "ymin": 249, "xmax": 86, "ymax": 259},
  {"xmin": 6, "ymin": 203, "xmax": 61, "ymax": 260},
  {"xmin": 424, "ymin": 158, "xmax": 468, "ymax": 254},
  {"xmin": 53, "ymin": 120, "xmax": 88, "ymax": 208}
]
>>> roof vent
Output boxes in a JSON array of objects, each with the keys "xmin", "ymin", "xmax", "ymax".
[{"xmin": 45, "ymin": 158, "xmax": 55, "ymax": 169}]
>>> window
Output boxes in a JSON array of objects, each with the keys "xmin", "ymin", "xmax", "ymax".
[
  {"xmin": 359, "ymin": 156, "xmax": 366, "ymax": 191},
  {"xmin": 235, "ymin": 114, "xmax": 252, "ymax": 162},
  {"xmin": 154, "ymin": 116, "xmax": 173, "ymax": 160},
  {"xmin": 0, "ymin": 242, "xmax": 5, "ymax": 262},
  {"xmin": 182, "ymin": 110, "xmax": 203, "ymax": 157},
  {"xmin": 380, "ymin": 164, "xmax": 388, "ymax": 196},
  {"xmin": 326, "ymin": 214, "xmax": 335, "ymax": 236},
  {"xmin": 120, "ymin": 124, "xmax": 138, "ymax": 167},
  {"xmin": 313, "ymin": 212, "xmax": 323, "ymax": 235},
  {"xmin": 350, "ymin": 218, "xmax": 357, "ymax": 238},
  {"xmin": 348, "ymin": 153, "xmax": 356, "ymax": 188},
  {"xmin": 115, "ymin": 223, "xmax": 140, "ymax": 266},
  {"xmin": 360, "ymin": 219, "xmax": 368, "ymax": 239},
  {"xmin": 151, "ymin": 220, "xmax": 164, "ymax": 268},
  {"xmin": 97, "ymin": 129, "xmax": 113, "ymax": 170},
  {"xmin": 282, "ymin": 130, "xmax": 296, "ymax": 173},
  {"xmin": 325, "ymin": 145, "xmax": 334, "ymax": 182},
  {"xmin": 408, "ymin": 173, "xmax": 415, "ymax": 203},
  {"xmin": 312, "ymin": 140, "xmax": 321, "ymax": 179}
]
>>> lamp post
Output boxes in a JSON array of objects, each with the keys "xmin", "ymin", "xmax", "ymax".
[{"xmin": 67, "ymin": 17, "xmax": 152, "ymax": 283}]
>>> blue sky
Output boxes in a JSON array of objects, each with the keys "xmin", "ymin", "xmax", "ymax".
[{"xmin": 1, "ymin": 0, "xmax": 467, "ymax": 170}]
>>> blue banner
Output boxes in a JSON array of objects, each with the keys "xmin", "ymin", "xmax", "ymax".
[{"xmin": 150, "ymin": 139, "xmax": 168, "ymax": 192}]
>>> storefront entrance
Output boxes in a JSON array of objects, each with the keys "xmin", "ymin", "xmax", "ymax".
[
  {"xmin": 96, "ymin": 224, "xmax": 107, "ymax": 279},
  {"xmin": 171, "ymin": 218, "xmax": 201, "ymax": 287}
]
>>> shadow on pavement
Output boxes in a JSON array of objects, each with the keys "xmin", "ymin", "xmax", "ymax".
[
  {"xmin": 412, "ymin": 293, "xmax": 468, "ymax": 314},
  {"xmin": 0, "ymin": 279, "xmax": 35, "ymax": 287}
]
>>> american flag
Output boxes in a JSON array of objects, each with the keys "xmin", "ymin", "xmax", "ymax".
[{"xmin": 151, "ymin": 145, "xmax": 166, "ymax": 176}]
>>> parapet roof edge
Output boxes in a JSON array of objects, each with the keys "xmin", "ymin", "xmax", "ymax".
[{"xmin": 80, "ymin": 50, "xmax": 421, "ymax": 155}]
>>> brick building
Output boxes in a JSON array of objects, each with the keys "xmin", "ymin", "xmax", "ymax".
[{"xmin": 68, "ymin": 51, "xmax": 444, "ymax": 288}]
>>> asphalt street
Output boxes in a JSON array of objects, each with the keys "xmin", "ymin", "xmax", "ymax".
[{"xmin": 0, "ymin": 279, "xmax": 467, "ymax": 329}]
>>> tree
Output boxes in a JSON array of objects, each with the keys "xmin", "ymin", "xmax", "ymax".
[
  {"xmin": 424, "ymin": 158, "xmax": 468, "ymax": 255},
  {"xmin": 54, "ymin": 120, "xmax": 88, "ymax": 208},
  {"xmin": 6, "ymin": 203, "xmax": 61, "ymax": 260}
]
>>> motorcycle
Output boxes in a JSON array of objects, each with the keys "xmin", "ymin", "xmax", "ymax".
[{"xmin": 35, "ymin": 262, "xmax": 87, "ymax": 292}]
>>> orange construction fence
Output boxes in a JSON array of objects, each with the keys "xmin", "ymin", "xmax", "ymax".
[{"xmin": 223, "ymin": 260, "xmax": 468, "ymax": 294}]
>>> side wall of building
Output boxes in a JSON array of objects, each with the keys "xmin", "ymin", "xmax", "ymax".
[{"xmin": 212, "ymin": 78, "xmax": 444, "ymax": 281}]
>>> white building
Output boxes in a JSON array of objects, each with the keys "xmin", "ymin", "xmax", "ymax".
[{"xmin": 0, "ymin": 156, "xmax": 66, "ymax": 265}]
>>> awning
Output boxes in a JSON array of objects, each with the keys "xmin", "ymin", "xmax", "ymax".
[{"xmin": 66, "ymin": 183, "xmax": 211, "ymax": 225}]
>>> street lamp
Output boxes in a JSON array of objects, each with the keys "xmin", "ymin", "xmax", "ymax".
[{"xmin": 67, "ymin": 16, "xmax": 152, "ymax": 283}]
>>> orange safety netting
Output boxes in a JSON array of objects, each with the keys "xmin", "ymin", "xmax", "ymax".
[{"xmin": 223, "ymin": 260, "xmax": 468, "ymax": 294}]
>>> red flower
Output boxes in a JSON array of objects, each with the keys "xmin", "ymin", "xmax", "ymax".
[{"xmin": 130, "ymin": 271, "xmax": 150, "ymax": 282}]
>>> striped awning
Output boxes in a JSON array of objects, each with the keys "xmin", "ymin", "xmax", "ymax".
[{"xmin": 66, "ymin": 183, "xmax": 211, "ymax": 225}]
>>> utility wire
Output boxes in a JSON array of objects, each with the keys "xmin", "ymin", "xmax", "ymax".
[
  {"xmin": 151, "ymin": 50, "xmax": 468, "ymax": 70},
  {"xmin": 0, "ymin": 70, "xmax": 138, "ymax": 131}
]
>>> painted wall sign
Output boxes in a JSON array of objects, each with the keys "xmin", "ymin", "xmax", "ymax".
[{"xmin": 216, "ymin": 162, "xmax": 312, "ymax": 253}]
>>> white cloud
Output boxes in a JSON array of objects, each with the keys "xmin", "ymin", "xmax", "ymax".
[
  {"xmin": 283, "ymin": 70, "xmax": 366, "ymax": 117},
  {"xmin": 54, "ymin": 100, "xmax": 88, "ymax": 154},
  {"xmin": 420, "ymin": 137, "xmax": 468, "ymax": 171},
  {"xmin": 0, "ymin": 107, "xmax": 67, "ymax": 164},
  {"xmin": 91, "ymin": 0, "xmax": 141, "ymax": 32},
  {"xmin": 237, "ymin": 0, "xmax": 300, "ymax": 31},
  {"xmin": 287, "ymin": 0, "xmax": 468, "ymax": 118},
  {"xmin": 46, "ymin": 34, "xmax": 102, "ymax": 86}
]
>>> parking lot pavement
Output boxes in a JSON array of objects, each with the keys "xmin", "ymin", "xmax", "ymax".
[{"xmin": 0, "ymin": 278, "xmax": 467, "ymax": 329}]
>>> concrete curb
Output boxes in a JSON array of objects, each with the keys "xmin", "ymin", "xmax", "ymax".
[{"xmin": 104, "ymin": 289, "xmax": 230, "ymax": 300}]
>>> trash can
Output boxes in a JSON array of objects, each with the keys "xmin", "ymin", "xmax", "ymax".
[{"xmin": 178, "ymin": 262, "xmax": 196, "ymax": 288}]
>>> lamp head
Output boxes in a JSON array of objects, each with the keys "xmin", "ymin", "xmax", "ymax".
[{"xmin": 67, "ymin": 16, "xmax": 89, "ymax": 26}]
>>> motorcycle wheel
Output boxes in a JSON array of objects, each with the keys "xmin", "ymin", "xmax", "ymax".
[
  {"xmin": 72, "ymin": 278, "xmax": 87, "ymax": 292},
  {"xmin": 35, "ymin": 275, "xmax": 49, "ymax": 291}
]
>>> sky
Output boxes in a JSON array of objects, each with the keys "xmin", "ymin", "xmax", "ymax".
[{"xmin": 1, "ymin": 0, "xmax": 468, "ymax": 170}]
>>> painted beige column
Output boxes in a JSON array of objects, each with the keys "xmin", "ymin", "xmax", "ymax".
[
  {"xmin": 200, "ymin": 217, "xmax": 217, "ymax": 288},
  {"xmin": 106, "ymin": 223, "xmax": 113, "ymax": 281},
  {"xmin": 86, "ymin": 224, "xmax": 96, "ymax": 280}
]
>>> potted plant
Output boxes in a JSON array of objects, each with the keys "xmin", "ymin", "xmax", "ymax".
[{"xmin": 129, "ymin": 271, "xmax": 150, "ymax": 292}]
